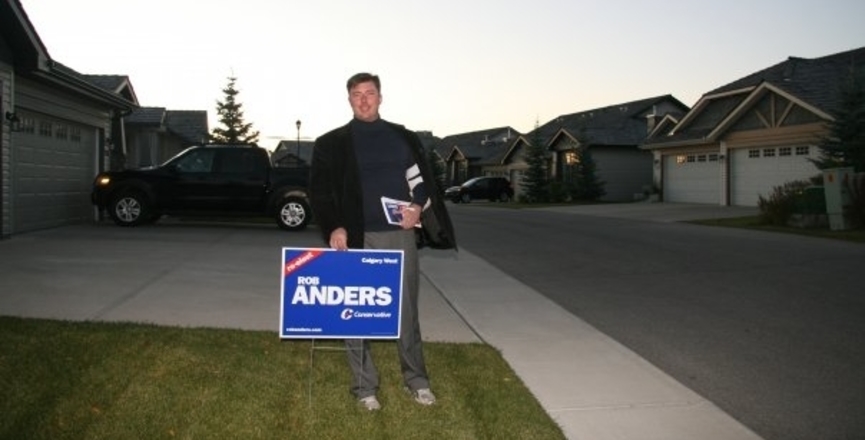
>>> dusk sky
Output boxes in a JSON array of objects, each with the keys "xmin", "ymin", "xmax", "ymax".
[{"xmin": 20, "ymin": 0, "xmax": 865, "ymax": 149}]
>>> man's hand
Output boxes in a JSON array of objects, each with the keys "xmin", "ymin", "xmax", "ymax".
[
  {"xmin": 329, "ymin": 227, "xmax": 348, "ymax": 250},
  {"xmin": 399, "ymin": 204, "xmax": 422, "ymax": 230}
]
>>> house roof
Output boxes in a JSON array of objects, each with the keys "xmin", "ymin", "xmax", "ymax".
[
  {"xmin": 531, "ymin": 95, "xmax": 689, "ymax": 148},
  {"xmin": 2, "ymin": 0, "xmax": 136, "ymax": 110},
  {"xmin": 126, "ymin": 107, "xmax": 208, "ymax": 145},
  {"xmin": 164, "ymin": 110, "xmax": 208, "ymax": 144},
  {"xmin": 435, "ymin": 126, "xmax": 521, "ymax": 165},
  {"xmin": 645, "ymin": 46, "xmax": 865, "ymax": 148},
  {"xmin": 416, "ymin": 130, "xmax": 441, "ymax": 153},
  {"xmin": 126, "ymin": 107, "xmax": 166, "ymax": 125},
  {"xmin": 707, "ymin": 46, "xmax": 865, "ymax": 114},
  {"xmin": 273, "ymin": 140, "xmax": 315, "ymax": 165}
]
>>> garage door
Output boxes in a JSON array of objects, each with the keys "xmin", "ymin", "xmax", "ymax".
[
  {"xmin": 730, "ymin": 146, "xmax": 819, "ymax": 206},
  {"xmin": 12, "ymin": 114, "xmax": 97, "ymax": 233},
  {"xmin": 663, "ymin": 153, "xmax": 720, "ymax": 204}
]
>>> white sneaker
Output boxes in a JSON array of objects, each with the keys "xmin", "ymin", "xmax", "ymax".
[
  {"xmin": 411, "ymin": 388, "xmax": 436, "ymax": 405},
  {"xmin": 358, "ymin": 395, "xmax": 381, "ymax": 411}
]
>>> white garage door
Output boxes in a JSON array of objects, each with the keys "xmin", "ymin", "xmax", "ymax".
[
  {"xmin": 730, "ymin": 146, "xmax": 819, "ymax": 206},
  {"xmin": 12, "ymin": 114, "xmax": 97, "ymax": 233},
  {"xmin": 663, "ymin": 153, "xmax": 720, "ymax": 204}
]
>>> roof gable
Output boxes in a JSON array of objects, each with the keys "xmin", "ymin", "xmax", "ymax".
[
  {"xmin": 647, "ymin": 114, "xmax": 681, "ymax": 139},
  {"xmin": 0, "ymin": 0, "xmax": 50, "ymax": 69},
  {"xmin": 84, "ymin": 74, "xmax": 139, "ymax": 104}
]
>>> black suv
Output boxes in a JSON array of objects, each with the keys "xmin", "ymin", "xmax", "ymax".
[
  {"xmin": 444, "ymin": 176, "xmax": 514, "ymax": 203},
  {"xmin": 91, "ymin": 144, "xmax": 311, "ymax": 230}
]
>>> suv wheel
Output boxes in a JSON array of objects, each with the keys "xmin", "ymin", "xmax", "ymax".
[
  {"xmin": 460, "ymin": 193, "xmax": 472, "ymax": 203},
  {"xmin": 276, "ymin": 196, "xmax": 310, "ymax": 231},
  {"xmin": 109, "ymin": 191, "xmax": 151, "ymax": 226},
  {"xmin": 497, "ymin": 191, "xmax": 510, "ymax": 202}
]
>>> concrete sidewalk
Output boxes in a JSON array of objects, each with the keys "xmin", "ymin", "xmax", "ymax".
[{"xmin": 0, "ymin": 219, "xmax": 762, "ymax": 439}]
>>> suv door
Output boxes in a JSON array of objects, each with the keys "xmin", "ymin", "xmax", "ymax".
[
  {"xmin": 214, "ymin": 148, "xmax": 268, "ymax": 211},
  {"xmin": 165, "ymin": 148, "xmax": 221, "ymax": 210},
  {"xmin": 469, "ymin": 178, "xmax": 491, "ymax": 199}
]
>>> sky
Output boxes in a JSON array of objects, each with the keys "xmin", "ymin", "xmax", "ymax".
[{"xmin": 19, "ymin": 0, "xmax": 865, "ymax": 150}]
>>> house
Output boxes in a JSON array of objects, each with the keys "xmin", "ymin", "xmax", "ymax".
[
  {"xmin": 642, "ymin": 46, "xmax": 865, "ymax": 207},
  {"xmin": 534, "ymin": 95, "xmax": 689, "ymax": 202},
  {"xmin": 434, "ymin": 126, "xmax": 524, "ymax": 190},
  {"xmin": 273, "ymin": 139, "xmax": 315, "ymax": 168},
  {"xmin": 124, "ymin": 107, "xmax": 209, "ymax": 169},
  {"xmin": 1, "ymin": 0, "xmax": 137, "ymax": 237}
]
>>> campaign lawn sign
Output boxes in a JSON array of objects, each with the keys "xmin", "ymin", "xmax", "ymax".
[{"xmin": 280, "ymin": 247, "xmax": 403, "ymax": 339}]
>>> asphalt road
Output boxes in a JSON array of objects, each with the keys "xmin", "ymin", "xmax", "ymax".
[{"xmin": 446, "ymin": 203, "xmax": 865, "ymax": 440}]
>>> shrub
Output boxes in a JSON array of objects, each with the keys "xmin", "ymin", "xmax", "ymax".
[
  {"xmin": 757, "ymin": 180, "xmax": 811, "ymax": 225},
  {"xmin": 547, "ymin": 181, "xmax": 567, "ymax": 203}
]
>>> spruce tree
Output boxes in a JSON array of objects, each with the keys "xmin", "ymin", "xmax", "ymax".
[
  {"xmin": 427, "ymin": 148, "xmax": 447, "ymax": 194},
  {"xmin": 521, "ymin": 121, "xmax": 549, "ymax": 203},
  {"xmin": 569, "ymin": 147, "xmax": 606, "ymax": 201},
  {"xmin": 814, "ymin": 69, "xmax": 865, "ymax": 172},
  {"xmin": 211, "ymin": 76, "xmax": 260, "ymax": 145}
]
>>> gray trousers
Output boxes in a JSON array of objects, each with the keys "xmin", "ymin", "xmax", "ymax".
[{"xmin": 346, "ymin": 229, "xmax": 429, "ymax": 398}]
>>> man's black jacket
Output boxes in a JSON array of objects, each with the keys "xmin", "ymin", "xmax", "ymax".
[{"xmin": 310, "ymin": 120, "xmax": 457, "ymax": 250}]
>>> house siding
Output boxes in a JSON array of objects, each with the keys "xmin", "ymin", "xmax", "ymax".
[
  {"xmin": 16, "ymin": 76, "xmax": 113, "ymax": 127},
  {"xmin": 593, "ymin": 147, "xmax": 653, "ymax": 201},
  {"xmin": 1, "ymin": 63, "xmax": 12, "ymax": 237}
]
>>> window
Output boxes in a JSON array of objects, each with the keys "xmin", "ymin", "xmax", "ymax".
[
  {"xmin": 19, "ymin": 117, "xmax": 35, "ymax": 134},
  {"xmin": 39, "ymin": 120, "xmax": 52, "ymax": 137},
  {"xmin": 687, "ymin": 155, "xmax": 696, "ymax": 163},
  {"xmin": 70, "ymin": 127, "xmax": 82, "ymax": 143},
  {"xmin": 174, "ymin": 149, "xmax": 216, "ymax": 173},
  {"xmin": 55, "ymin": 124, "xmax": 68, "ymax": 140},
  {"xmin": 796, "ymin": 146, "xmax": 810, "ymax": 156},
  {"xmin": 763, "ymin": 148, "xmax": 776, "ymax": 157},
  {"xmin": 749, "ymin": 149, "xmax": 760, "ymax": 158},
  {"xmin": 219, "ymin": 150, "xmax": 263, "ymax": 174},
  {"xmin": 697, "ymin": 155, "xmax": 707, "ymax": 162},
  {"xmin": 708, "ymin": 154, "xmax": 719, "ymax": 161},
  {"xmin": 676, "ymin": 155, "xmax": 686, "ymax": 164},
  {"xmin": 779, "ymin": 147, "xmax": 791, "ymax": 156}
]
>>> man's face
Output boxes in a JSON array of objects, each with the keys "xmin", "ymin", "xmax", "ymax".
[{"xmin": 348, "ymin": 81, "xmax": 382, "ymax": 122}]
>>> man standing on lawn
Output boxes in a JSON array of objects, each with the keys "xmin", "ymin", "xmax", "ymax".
[{"xmin": 310, "ymin": 72, "xmax": 456, "ymax": 411}]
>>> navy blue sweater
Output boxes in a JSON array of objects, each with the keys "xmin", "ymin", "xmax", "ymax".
[{"xmin": 350, "ymin": 118, "xmax": 428, "ymax": 231}]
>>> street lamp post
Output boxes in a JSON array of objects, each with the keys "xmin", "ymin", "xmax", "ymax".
[{"xmin": 295, "ymin": 120, "xmax": 302, "ymax": 164}]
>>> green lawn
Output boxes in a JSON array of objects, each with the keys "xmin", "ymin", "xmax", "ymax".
[
  {"xmin": 457, "ymin": 202, "xmax": 865, "ymax": 242},
  {"xmin": 0, "ymin": 317, "xmax": 565, "ymax": 440},
  {"xmin": 688, "ymin": 216, "xmax": 865, "ymax": 242}
]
